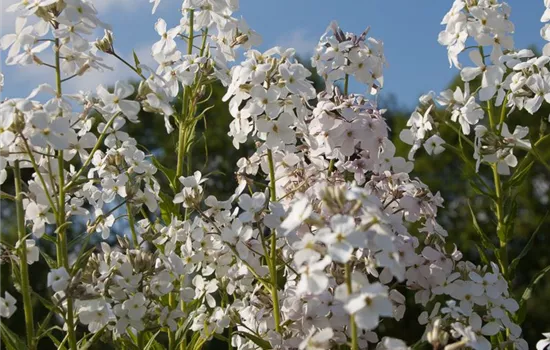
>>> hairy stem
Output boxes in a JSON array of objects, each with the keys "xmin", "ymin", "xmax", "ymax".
[
  {"xmin": 345, "ymin": 263, "xmax": 358, "ymax": 350},
  {"xmin": 112, "ymin": 52, "xmax": 146, "ymax": 80},
  {"xmin": 487, "ymin": 101, "xmax": 508, "ymax": 279},
  {"xmin": 14, "ymin": 161, "xmax": 36, "ymax": 350},
  {"xmin": 176, "ymin": 10, "xmax": 195, "ymax": 179},
  {"xmin": 267, "ymin": 149, "xmax": 282, "ymax": 333},
  {"xmin": 127, "ymin": 203, "xmax": 139, "ymax": 247},
  {"xmin": 54, "ymin": 35, "xmax": 78, "ymax": 350}
]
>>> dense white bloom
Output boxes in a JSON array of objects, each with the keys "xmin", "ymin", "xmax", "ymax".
[{"xmin": 0, "ymin": 0, "xmax": 535, "ymax": 348}]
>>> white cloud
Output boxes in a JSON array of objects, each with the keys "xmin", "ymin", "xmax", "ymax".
[
  {"xmin": 276, "ymin": 29, "xmax": 318, "ymax": 57},
  {"xmin": 92, "ymin": 0, "xmax": 147, "ymax": 13},
  {"xmin": 1, "ymin": 0, "xmax": 17, "ymax": 34}
]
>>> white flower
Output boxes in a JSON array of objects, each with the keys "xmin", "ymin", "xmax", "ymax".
[
  {"xmin": 0, "ymin": 292, "xmax": 17, "ymax": 318},
  {"xmin": 376, "ymin": 337, "xmax": 408, "ymax": 350},
  {"xmin": 47, "ymin": 267, "xmax": 70, "ymax": 292},
  {"xmin": 173, "ymin": 171, "xmax": 206, "ymax": 207},
  {"xmin": 97, "ymin": 81, "xmax": 141, "ymax": 121},
  {"xmin": 152, "ymin": 18, "xmax": 179, "ymax": 56},
  {"xmin": 423, "ymin": 134, "xmax": 445, "ymax": 155},
  {"xmin": 160, "ymin": 306, "xmax": 184, "ymax": 331},
  {"xmin": 450, "ymin": 321, "xmax": 490, "ymax": 350},
  {"xmin": 318, "ymin": 214, "xmax": 363, "ymax": 263},
  {"xmin": 78, "ymin": 300, "xmax": 113, "ymax": 333},
  {"xmin": 101, "ymin": 174, "xmax": 128, "ymax": 203},
  {"xmin": 296, "ymin": 256, "xmax": 331, "ymax": 295},
  {"xmin": 192, "ymin": 275, "xmax": 218, "ymax": 308},
  {"xmin": 16, "ymin": 239, "xmax": 39, "ymax": 265},
  {"xmin": 537, "ymin": 333, "xmax": 550, "ymax": 350},
  {"xmin": 150, "ymin": 0, "xmax": 161, "ymax": 13},
  {"xmin": 280, "ymin": 197, "xmax": 312, "ymax": 235},
  {"xmin": 256, "ymin": 112, "xmax": 296, "ymax": 148},
  {"xmin": 483, "ymin": 148, "xmax": 517, "ymax": 176},
  {"xmin": 501, "ymin": 123, "xmax": 531, "ymax": 150},
  {"xmin": 122, "ymin": 293, "xmax": 147, "ymax": 321},
  {"xmin": 7, "ymin": 41, "xmax": 50, "ymax": 66},
  {"xmin": 29, "ymin": 112, "xmax": 71, "ymax": 150},
  {"xmin": 344, "ymin": 282, "xmax": 392, "ymax": 331},
  {"xmin": 299, "ymin": 327, "xmax": 333, "ymax": 350},
  {"xmin": 454, "ymin": 96, "xmax": 484, "ymax": 135},
  {"xmin": 238, "ymin": 192, "xmax": 266, "ymax": 223},
  {"xmin": 0, "ymin": 17, "xmax": 34, "ymax": 58},
  {"xmin": 525, "ymin": 74, "xmax": 550, "ymax": 114},
  {"xmin": 0, "ymin": 106, "xmax": 15, "ymax": 147}
]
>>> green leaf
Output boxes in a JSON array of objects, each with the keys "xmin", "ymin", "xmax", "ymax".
[
  {"xmin": 0, "ymin": 322, "xmax": 28, "ymax": 350},
  {"xmin": 234, "ymin": 331, "xmax": 272, "ymax": 349},
  {"xmin": 71, "ymin": 246, "xmax": 95, "ymax": 275},
  {"xmin": 54, "ymin": 221, "xmax": 72, "ymax": 235},
  {"xmin": 46, "ymin": 332, "xmax": 67, "ymax": 350},
  {"xmin": 40, "ymin": 234, "xmax": 57, "ymax": 244},
  {"xmin": 468, "ymin": 200, "xmax": 497, "ymax": 252},
  {"xmin": 152, "ymin": 156, "xmax": 177, "ymax": 190},
  {"xmin": 39, "ymin": 249, "xmax": 57, "ymax": 269},
  {"xmin": 159, "ymin": 191, "xmax": 180, "ymax": 225},
  {"xmin": 504, "ymin": 162, "xmax": 533, "ymax": 191},
  {"xmin": 32, "ymin": 291, "xmax": 57, "ymax": 311},
  {"xmin": 474, "ymin": 242, "xmax": 490, "ymax": 265},
  {"xmin": 144, "ymin": 330, "xmax": 163, "ymax": 350},
  {"xmin": 133, "ymin": 50, "xmax": 142, "ymax": 75},
  {"xmin": 509, "ymin": 211, "xmax": 549, "ymax": 276},
  {"xmin": 516, "ymin": 264, "xmax": 550, "ymax": 323},
  {"xmin": 78, "ymin": 325, "xmax": 107, "ymax": 350}
]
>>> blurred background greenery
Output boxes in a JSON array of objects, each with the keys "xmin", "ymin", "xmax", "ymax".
[{"xmin": 1, "ymin": 59, "xmax": 549, "ymax": 348}]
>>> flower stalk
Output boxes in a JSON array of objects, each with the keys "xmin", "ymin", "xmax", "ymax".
[
  {"xmin": 54, "ymin": 35, "xmax": 78, "ymax": 350},
  {"xmin": 266, "ymin": 149, "xmax": 282, "ymax": 333},
  {"xmin": 14, "ymin": 161, "xmax": 36, "ymax": 350},
  {"xmin": 345, "ymin": 263, "xmax": 358, "ymax": 350}
]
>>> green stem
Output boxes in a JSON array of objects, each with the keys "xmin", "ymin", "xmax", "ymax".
[
  {"xmin": 176, "ymin": 116, "xmax": 187, "ymax": 179},
  {"xmin": 180, "ymin": 298, "xmax": 187, "ymax": 350},
  {"xmin": 497, "ymin": 97, "xmax": 508, "ymax": 134},
  {"xmin": 13, "ymin": 161, "xmax": 36, "ymax": 350},
  {"xmin": 492, "ymin": 165, "xmax": 508, "ymax": 276},
  {"xmin": 487, "ymin": 101, "xmax": 495, "ymax": 131},
  {"xmin": 328, "ymin": 74, "xmax": 349, "ymax": 176},
  {"xmin": 266, "ymin": 150, "xmax": 282, "ymax": 333},
  {"xmin": 54, "ymin": 35, "xmax": 78, "ymax": 350},
  {"xmin": 127, "ymin": 203, "xmax": 139, "ymax": 247},
  {"xmin": 176, "ymin": 10, "xmax": 195, "ymax": 180},
  {"xmin": 487, "ymin": 101, "xmax": 508, "ymax": 279},
  {"xmin": 137, "ymin": 332, "xmax": 145, "ymax": 349},
  {"xmin": 64, "ymin": 113, "xmax": 119, "ymax": 191},
  {"xmin": 345, "ymin": 263, "xmax": 358, "ymax": 350},
  {"xmin": 344, "ymin": 74, "xmax": 349, "ymax": 95},
  {"xmin": 112, "ymin": 52, "xmax": 146, "ymax": 80},
  {"xmin": 20, "ymin": 136, "xmax": 58, "ymax": 216},
  {"xmin": 169, "ymin": 292, "xmax": 177, "ymax": 350}
]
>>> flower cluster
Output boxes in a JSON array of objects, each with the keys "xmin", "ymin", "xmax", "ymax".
[{"xmin": 0, "ymin": 0, "xmax": 547, "ymax": 349}]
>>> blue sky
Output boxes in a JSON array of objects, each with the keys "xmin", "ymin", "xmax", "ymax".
[{"xmin": 1, "ymin": 0, "xmax": 547, "ymax": 109}]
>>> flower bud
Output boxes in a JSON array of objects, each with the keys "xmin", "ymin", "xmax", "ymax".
[
  {"xmin": 75, "ymin": 63, "xmax": 91, "ymax": 77},
  {"xmin": 230, "ymin": 34, "xmax": 248, "ymax": 48},
  {"xmin": 137, "ymin": 80, "xmax": 152, "ymax": 100},
  {"xmin": 95, "ymin": 30, "xmax": 115, "ymax": 54}
]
